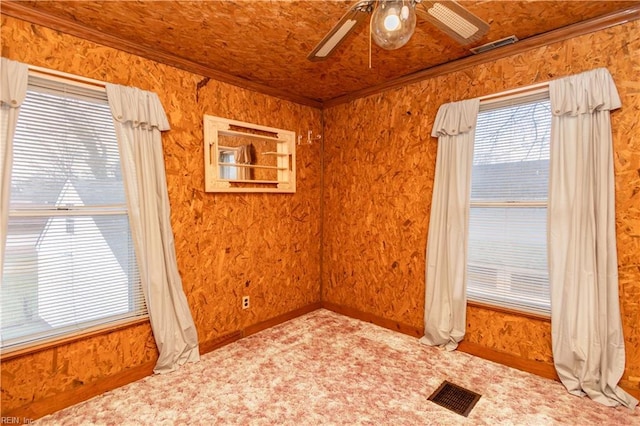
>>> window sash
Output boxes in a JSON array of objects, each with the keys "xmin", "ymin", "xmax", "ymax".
[
  {"xmin": 467, "ymin": 204, "xmax": 549, "ymax": 316},
  {"xmin": 466, "ymin": 93, "xmax": 551, "ymax": 317},
  {"xmin": 1, "ymin": 73, "xmax": 147, "ymax": 352}
]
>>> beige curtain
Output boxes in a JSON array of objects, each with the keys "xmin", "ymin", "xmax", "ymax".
[
  {"xmin": 548, "ymin": 68, "xmax": 637, "ymax": 408},
  {"xmin": 236, "ymin": 144, "xmax": 252, "ymax": 180},
  {"xmin": 106, "ymin": 84, "xmax": 200, "ymax": 374},
  {"xmin": 420, "ymin": 98, "xmax": 479, "ymax": 351},
  {"xmin": 0, "ymin": 58, "xmax": 29, "ymax": 275}
]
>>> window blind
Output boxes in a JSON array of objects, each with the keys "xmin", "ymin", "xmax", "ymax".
[
  {"xmin": 467, "ymin": 93, "xmax": 551, "ymax": 316},
  {"xmin": 1, "ymin": 75, "xmax": 147, "ymax": 351}
]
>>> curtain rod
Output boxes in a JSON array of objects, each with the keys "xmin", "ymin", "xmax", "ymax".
[
  {"xmin": 27, "ymin": 64, "xmax": 106, "ymax": 89},
  {"xmin": 478, "ymin": 81, "xmax": 549, "ymax": 104}
]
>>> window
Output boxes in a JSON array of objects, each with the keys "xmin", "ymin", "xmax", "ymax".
[
  {"xmin": 466, "ymin": 91, "xmax": 552, "ymax": 316},
  {"xmin": 218, "ymin": 146, "xmax": 238, "ymax": 180},
  {"xmin": 1, "ymin": 74, "xmax": 147, "ymax": 352}
]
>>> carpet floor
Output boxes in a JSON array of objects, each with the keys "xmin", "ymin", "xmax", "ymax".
[{"xmin": 37, "ymin": 309, "xmax": 639, "ymax": 425}]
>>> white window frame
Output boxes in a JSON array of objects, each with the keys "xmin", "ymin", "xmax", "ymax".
[
  {"xmin": 466, "ymin": 88, "xmax": 552, "ymax": 318},
  {"xmin": 1, "ymin": 70, "xmax": 148, "ymax": 354}
]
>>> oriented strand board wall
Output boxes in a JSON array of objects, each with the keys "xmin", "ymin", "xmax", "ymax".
[
  {"xmin": 322, "ymin": 20, "xmax": 640, "ymax": 393},
  {"xmin": 0, "ymin": 15, "xmax": 322, "ymax": 414}
]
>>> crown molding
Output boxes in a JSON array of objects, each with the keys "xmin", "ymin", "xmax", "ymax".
[
  {"xmin": 0, "ymin": 1, "xmax": 323, "ymax": 109},
  {"xmin": 3, "ymin": 2, "xmax": 638, "ymax": 110},
  {"xmin": 323, "ymin": 5, "xmax": 640, "ymax": 108}
]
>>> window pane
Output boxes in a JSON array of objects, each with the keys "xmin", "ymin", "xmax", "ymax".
[
  {"xmin": 10, "ymin": 88, "xmax": 125, "ymax": 209},
  {"xmin": 472, "ymin": 99, "xmax": 551, "ymax": 201},
  {"xmin": 219, "ymin": 151, "xmax": 237, "ymax": 180},
  {"xmin": 1, "ymin": 215, "xmax": 144, "ymax": 345},
  {"xmin": 467, "ymin": 207, "xmax": 549, "ymax": 315}
]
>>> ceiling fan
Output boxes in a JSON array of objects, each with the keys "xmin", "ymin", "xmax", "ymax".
[{"xmin": 307, "ymin": 0, "xmax": 490, "ymax": 61}]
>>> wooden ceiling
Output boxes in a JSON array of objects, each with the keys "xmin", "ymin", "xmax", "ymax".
[{"xmin": 2, "ymin": 1, "xmax": 639, "ymax": 107}]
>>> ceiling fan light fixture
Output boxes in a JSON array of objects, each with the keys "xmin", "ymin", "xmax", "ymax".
[
  {"xmin": 371, "ymin": 0, "xmax": 417, "ymax": 50},
  {"xmin": 307, "ymin": 0, "xmax": 490, "ymax": 61}
]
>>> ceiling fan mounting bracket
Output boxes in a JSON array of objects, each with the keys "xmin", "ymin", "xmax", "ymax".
[
  {"xmin": 353, "ymin": 1, "xmax": 375, "ymax": 14},
  {"xmin": 354, "ymin": 0, "xmax": 423, "ymax": 14}
]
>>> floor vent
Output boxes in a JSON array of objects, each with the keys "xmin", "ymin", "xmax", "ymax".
[{"xmin": 428, "ymin": 381, "xmax": 481, "ymax": 417}]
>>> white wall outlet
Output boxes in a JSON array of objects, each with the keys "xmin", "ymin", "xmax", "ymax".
[{"xmin": 242, "ymin": 296, "xmax": 250, "ymax": 310}]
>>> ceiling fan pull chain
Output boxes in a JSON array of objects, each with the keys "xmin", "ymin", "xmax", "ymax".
[{"xmin": 369, "ymin": 4, "xmax": 373, "ymax": 69}]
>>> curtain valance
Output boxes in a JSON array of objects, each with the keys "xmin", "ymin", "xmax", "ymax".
[
  {"xmin": 106, "ymin": 84, "xmax": 171, "ymax": 131},
  {"xmin": 0, "ymin": 58, "xmax": 29, "ymax": 108},
  {"xmin": 549, "ymin": 68, "xmax": 621, "ymax": 116},
  {"xmin": 431, "ymin": 99, "xmax": 480, "ymax": 137}
]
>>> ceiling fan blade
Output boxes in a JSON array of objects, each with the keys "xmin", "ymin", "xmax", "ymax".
[
  {"xmin": 416, "ymin": 0, "xmax": 489, "ymax": 46},
  {"xmin": 307, "ymin": 0, "xmax": 375, "ymax": 62}
]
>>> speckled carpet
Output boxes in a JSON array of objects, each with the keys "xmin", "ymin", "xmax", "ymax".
[{"xmin": 37, "ymin": 309, "xmax": 639, "ymax": 425}]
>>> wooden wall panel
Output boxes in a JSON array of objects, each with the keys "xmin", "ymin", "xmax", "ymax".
[
  {"xmin": 5, "ymin": 1, "xmax": 638, "ymax": 102},
  {"xmin": 464, "ymin": 308, "xmax": 553, "ymax": 364},
  {"xmin": 1, "ymin": 323, "xmax": 156, "ymax": 412},
  {"xmin": 323, "ymin": 20, "xmax": 640, "ymax": 393},
  {"xmin": 322, "ymin": 82, "xmax": 436, "ymax": 328},
  {"xmin": 0, "ymin": 15, "xmax": 322, "ymax": 415}
]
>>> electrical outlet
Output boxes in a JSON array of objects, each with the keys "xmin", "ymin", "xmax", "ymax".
[{"xmin": 242, "ymin": 296, "xmax": 250, "ymax": 310}]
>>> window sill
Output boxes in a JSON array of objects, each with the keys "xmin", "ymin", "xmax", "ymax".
[
  {"xmin": 0, "ymin": 316, "xmax": 151, "ymax": 361},
  {"xmin": 467, "ymin": 300, "xmax": 551, "ymax": 322}
]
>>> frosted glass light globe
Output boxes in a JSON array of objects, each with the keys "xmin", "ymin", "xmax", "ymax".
[
  {"xmin": 371, "ymin": 1, "xmax": 417, "ymax": 50},
  {"xmin": 384, "ymin": 14, "xmax": 401, "ymax": 31}
]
